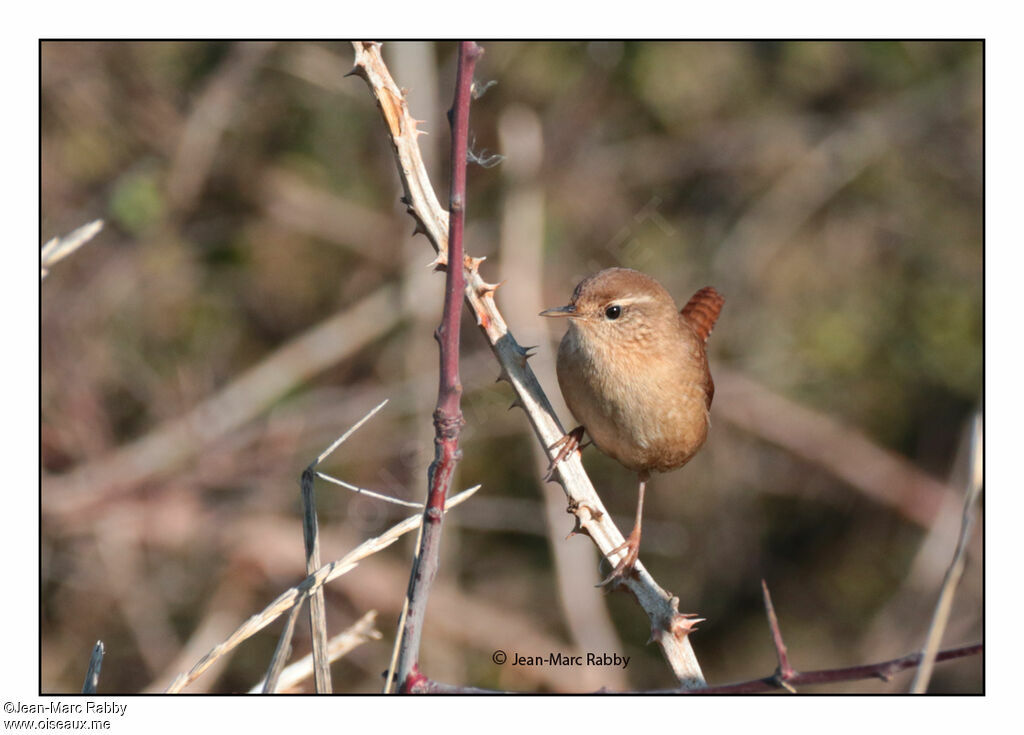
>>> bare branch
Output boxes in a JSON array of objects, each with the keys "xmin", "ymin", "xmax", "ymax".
[
  {"xmin": 390, "ymin": 40, "xmax": 482, "ymax": 694},
  {"xmin": 409, "ymin": 643, "xmax": 982, "ymax": 693},
  {"xmin": 690, "ymin": 643, "xmax": 982, "ymax": 694},
  {"xmin": 350, "ymin": 40, "xmax": 705, "ymax": 687}
]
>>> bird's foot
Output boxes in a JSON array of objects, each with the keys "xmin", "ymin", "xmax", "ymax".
[
  {"xmin": 597, "ymin": 529, "xmax": 641, "ymax": 588},
  {"xmin": 543, "ymin": 426, "xmax": 588, "ymax": 481}
]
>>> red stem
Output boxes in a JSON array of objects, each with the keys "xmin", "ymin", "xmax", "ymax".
[
  {"xmin": 690, "ymin": 643, "xmax": 983, "ymax": 694},
  {"xmin": 394, "ymin": 41, "xmax": 483, "ymax": 692},
  {"xmin": 408, "ymin": 643, "xmax": 982, "ymax": 693}
]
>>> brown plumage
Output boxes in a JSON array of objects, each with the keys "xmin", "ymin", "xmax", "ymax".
[{"xmin": 541, "ymin": 267, "xmax": 723, "ymax": 586}]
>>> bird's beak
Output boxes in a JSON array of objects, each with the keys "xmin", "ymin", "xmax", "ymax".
[{"xmin": 539, "ymin": 304, "xmax": 576, "ymax": 318}]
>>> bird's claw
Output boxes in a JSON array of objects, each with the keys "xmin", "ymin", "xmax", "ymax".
[
  {"xmin": 543, "ymin": 426, "xmax": 587, "ymax": 481},
  {"xmin": 597, "ymin": 532, "xmax": 641, "ymax": 588}
]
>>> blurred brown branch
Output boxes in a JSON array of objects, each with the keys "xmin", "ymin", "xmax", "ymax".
[
  {"xmin": 166, "ymin": 42, "xmax": 275, "ymax": 214},
  {"xmin": 715, "ymin": 368, "xmax": 957, "ymax": 527},
  {"xmin": 44, "ymin": 284, "xmax": 402, "ymax": 523}
]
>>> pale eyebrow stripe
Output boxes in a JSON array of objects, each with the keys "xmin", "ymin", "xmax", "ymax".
[{"xmin": 611, "ymin": 294, "xmax": 657, "ymax": 307}]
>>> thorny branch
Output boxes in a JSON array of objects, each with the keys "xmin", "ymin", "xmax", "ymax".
[
  {"xmin": 349, "ymin": 40, "xmax": 705, "ymax": 687},
  {"xmin": 408, "ymin": 581, "xmax": 981, "ymax": 693},
  {"xmin": 410, "ymin": 643, "xmax": 981, "ymax": 693},
  {"xmin": 689, "ymin": 643, "xmax": 982, "ymax": 694},
  {"xmin": 390, "ymin": 41, "xmax": 482, "ymax": 693}
]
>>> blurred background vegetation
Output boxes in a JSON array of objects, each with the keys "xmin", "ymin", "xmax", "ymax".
[{"xmin": 41, "ymin": 41, "xmax": 982, "ymax": 693}]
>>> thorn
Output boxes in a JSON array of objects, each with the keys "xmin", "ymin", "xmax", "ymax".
[
  {"xmin": 669, "ymin": 612, "xmax": 705, "ymax": 640},
  {"xmin": 412, "ymin": 220, "xmax": 426, "ymax": 237},
  {"xmin": 464, "ymin": 254, "xmax": 487, "ymax": 274},
  {"xmin": 400, "ymin": 195, "xmax": 411, "ymax": 206},
  {"xmin": 476, "ymin": 280, "xmax": 503, "ymax": 298},
  {"xmin": 468, "ymin": 148, "xmax": 505, "ymax": 168},
  {"xmin": 427, "ymin": 254, "xmax": 448, "ymax": 271},
  {"xmin": 523, "ymin": 345, "xmax": 538, "ymax": 360},
  {"xmin": 773, "ymin": 674, "xmax": 797, "ymax": 694},
  {"xmin": 565, "ymin": 513, "xmax": 591, "ymax": 540},
  {"xmin": 509, "ymin": 339, "xmax": 533, "ymax": 369},
  {"xmin": 508, "ymin": 397, "xmax": 523, "ymax": 412},
  {"xmin": 495, "ymin": 366, "xmax": 511, "ymax": 384},
  {"xmin": 761, "ymin": 579, "xmax": 794, "ymax": 679},
  {"xmin": 471, "ymin": 78, "xmax": 498, "ymax": 99},
  {"xmin": 571, "ymin": 501, "xmax": 603, "ymax": 523}
]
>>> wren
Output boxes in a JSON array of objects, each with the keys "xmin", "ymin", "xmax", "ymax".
[{"xmin": 541, "ymin": 267, "xmax": 724, "ymax": 586}]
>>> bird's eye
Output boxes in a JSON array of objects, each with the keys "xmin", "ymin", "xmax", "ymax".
[{"xmin": 604, "ymin": 305, "xmax": 621, "ymax": 320}]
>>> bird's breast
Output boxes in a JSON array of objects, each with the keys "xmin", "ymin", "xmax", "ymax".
[{"xmin": 556, "ymin": 327, "xmax": 711, "ymax": 473}]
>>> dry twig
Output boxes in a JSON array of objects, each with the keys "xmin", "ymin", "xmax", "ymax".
[
  {"xmin": 262, "ymin": 599, "xmax": 302, "ymax": 693},
  {"xmin": 248, "ymin": 611, "xmax": 381, "ymax": 693},
  {"xmin": 41, "ymin": 219, "xmax": 103, "ymax": 279},
  {"xmin": 81, "ymin": 640, "xmax": 104, "ymax": 694},
  {"xmin": 910, "ymin": 411, "xmax": 983, "ymax": 692},
  {"xmin": 164, "ymin": 484, "xmax": 480, "ymax": 693},
  {"xmin": 298, "ymin": 399, "xmax": 388, "ymax": 693}
]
